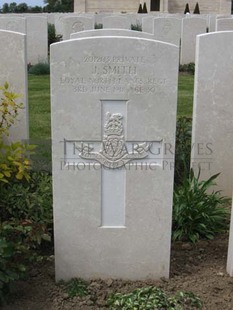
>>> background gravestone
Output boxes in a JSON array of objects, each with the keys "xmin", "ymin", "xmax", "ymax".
[
  {"xmin": 216, "ymin": 18, "xmax": 233, "ymax": 31},
  {"xmin": 180, "ymin": 17, "xmax": 206, "ymax": 64},
  {"xmin": 152, "ymin": 17, "xmax": 181, "ymax": 45},
  {"xmin": 0, "ymin": 16, "xmax": 26, "ymax": 34},
  {"xmin": 62, "ymin": 16, "xmax": 94, "ymax": 40},
  {"xmin": 51, "ymin": 36, "xmax": 179, "ymax": 280},
  {"xmin": 102, "ymin": 16, "xmax": 131, "ymax": 29},
  {"xmin": 0, "ymin": 30, "xmax": 28, "ymax": 142},
  {"xmin": 26, "ymin": 16, "xmax": 48, "ymax": 65},
  {"xmin": 191, "ymin": 31, "xmax": 233, "ymax": 197}
]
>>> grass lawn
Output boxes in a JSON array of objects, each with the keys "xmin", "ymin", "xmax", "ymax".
[{"xmin": 28, "ymin": 73, "xmax": 194, "ymax": 140}]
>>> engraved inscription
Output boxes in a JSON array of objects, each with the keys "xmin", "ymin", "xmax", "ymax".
[{"xmin": 59, "ymin": 54, "xmax": 168, "ymax": 94}]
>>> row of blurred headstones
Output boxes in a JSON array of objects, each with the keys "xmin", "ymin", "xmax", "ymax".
[{"xmin": 1, "ymin": 12, "xmax": 233, "ymax": 65}]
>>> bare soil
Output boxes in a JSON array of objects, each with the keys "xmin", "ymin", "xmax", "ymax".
[{"xmin": 2, "ymin": 234, "xmax": 233, "ymax": 310}]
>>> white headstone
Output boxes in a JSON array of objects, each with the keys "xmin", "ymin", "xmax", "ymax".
[
  {"xmin": 216, "ymin": 18, "xmax": 233, "ymax": 31},
  {"xmin": 26, "ymin": 16, "xmax": 48, "ymax": 65},
  {"xmin": 180, "ymin": 17, "xmax": 206, "ymax": 64},
  {"xmin": 62, "ymin": 16, "xmax": 94, "ymax": 40},
  {"xmin": 51, "ymin": 36, "xmax": 179, "ymax": 280},
  {"xmin": 191, "ymin": 31, "xmax": 233, "ymax": 197},
  {"xmin": 70, "ymin": 29, "xmax": 154, "ymax": 39},
  {"xmin": 103, "ymin": 16, "xmax": 131, "ymax": 29},
  {"xmin": 0, "ymin": 30, "xmax": 28, "ymax": 142},
  {"xmin": 208, "ymin": 14, "xmax": 217, "ymax": 32},
  {"xmin": 0, "ymin": 16, "xmax": 26, "ymax": 33},
  {"xmin": 153, "ymin": 17, "xmax": 181, "ymax": 45}
]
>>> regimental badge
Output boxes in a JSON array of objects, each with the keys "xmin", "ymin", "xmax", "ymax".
[{"xmin": 78, "ymin": 112, "xmax": 151, "ymax": 169}]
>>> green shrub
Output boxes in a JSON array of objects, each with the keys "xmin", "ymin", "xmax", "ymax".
[
  {"xmin": 174, "ymin": 117, "xmax": 192, "ymax": 186},
  {"xmin": 173, "ymin": 169, "xmax": 230, "ymax": 243},
  {"xmin": 184, "ymin": 3, "xmax": 190, "ymax": 14},
  {"xmin": 0, "ymin": 83, "xmax": 34, "ymax": 183},
  {"xmin": 28, "ymin": 62, "xmax": 50, "ymax": 75},
  {"xmin": 131, "ymin": 23, "xmax": 142, "ymax": 31},
  {"xmin": 193, "ymin": 2, "xmax": 200, "ymax": 14},
  {"xmin": 48, "ymin": 23, "xmax": 62, "ymax": 47},
  {"xmin": 142, "ymin": 2, "xmax": 148, "ymax": 13},
  {"xmin": 179, "ymin": 63, "xmax": 195, "ymax": 75},
  {"xmin": 107, "ymin": 286, "xmax": 202, "ymax": 309},
  {"xmin": 0, "ymin": 83, "xmax": 50, "ymax": 304},
  {"xmin": 0, "ymin": 172, "xmax": 53, "ymax": 226},
  {"xmin": 138, "ymin": 3, "xmax": 143, "ymax": 13},
  {"xmin": 95, "ymin": 23, "xmax": 103, "ymax": 29}
]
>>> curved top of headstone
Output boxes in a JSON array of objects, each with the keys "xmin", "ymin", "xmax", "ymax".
[{"xmin": 70, "ymin": 29, "xmax": 154, "ymax": 40}]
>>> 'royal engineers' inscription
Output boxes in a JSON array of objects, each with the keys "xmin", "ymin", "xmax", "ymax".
[{"xmin": 60, "ymin": 55, "xmax": 168, "ymax": 94}]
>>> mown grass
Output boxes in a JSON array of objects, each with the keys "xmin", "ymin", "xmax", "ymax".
[
  {"xmin": 28, "ymin": 73, "xmax": 194, "ymax": 140},
  {"xmin": 28, "ymin": 74, "xmax": 50, "ymax": 140},
  {"xmin": 177, "ymin": 73, "xmax": 194, "ymax": 117}
]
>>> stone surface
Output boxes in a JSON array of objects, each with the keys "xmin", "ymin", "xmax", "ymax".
[
  {"xmin": 102, "ymin": 16, "xmax": 131, "ymax": 29},
  {"xmin": 0, "ymin": 16, "xmax": 26, "ymax": 33},
  {"xmin": 51, "ymin": 36, "xmax": 179, "ymax": 280},
  {"xmin": 26, "ymin": 16, "xmax": 48, "ymax": 64},
  {"xmin": 62, "ymin": 16, "xmax": 94, "ymax": 40},
  {"xmin": 0, "ymin": 30, "xmax": 28, "ymax": 142},
  {"xmin": 142, "ymin": 16, "xmax": 160, "ymax": 33},
  {"xmin": 216, "ymin": 18, "xmax": 233, "ymax": 31},
  {"xmin": 180, "ymin": 17, "xmax": 206, "ymax": 64},
  {"xmin": 191, "ymin": 31, "xmax": 233, "ymax": 197},
  {"xmin": 227, "ymin": 196, "xmax": 233, "ymax": 276},
  {"xmin": 70, "ymin": 29, "xmax": 154, "ymax": 39},
  {"xmin": 152, "ymin": 17, "xmax": 181, "ymax": 45}
]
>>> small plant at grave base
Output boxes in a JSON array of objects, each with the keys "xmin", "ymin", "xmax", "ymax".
[
  {"xmin": 172, "ymin": 169, "xmax": 231, "ymax": 243},
  {"xmin": 107, "ymin": 286, "xmax": 203, "ymax": 309},
  {"xmin": 131, "ymin": 23, "xmax": 142, "ymax": 31},
  {"xmin": 28, "ymin": 62, "xmax": 50, "ymax": 75},
  {"xmin": 60, "ymin": 278, "xmax": 89, "ymax": 298},
  {"xmin": 0, "ymin": 83, "xmax": 49, "ymax": 304},
  {"xmin": 95, "ymin": 23, "xmax": 103, "ymax": 29}
]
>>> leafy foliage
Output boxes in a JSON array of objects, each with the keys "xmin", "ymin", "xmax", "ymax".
[
  {"xmin": 28, "ymin": 62, "xmax": 50, "ymax": 75},
  {"xmin": 94, "ymin": 23, "xmax": 103, "ymax": 29},
  {"xmin": 0, "ymin": 83, "xmax": 35, "ymax": 183},
  {"xmin": 173, "ymin": 169, "xmax": 230, "ymax": 243},
  {"xmin": 0, "ymin": 83, "xmax": 51, "ymax": 304},
  {"xmin": 0, "ymin": 172, "xmax": 53, "ymax": 225},
  {"xmin": 60, "ymin": 278, "xmax": 89, "ymax": 298},
  {"xmin": 179, "ymin": 63, "xmax": 195, "ymax": 75},
  {"xmin": 174, "ymin": 117, "xmax": 192, "ymax": 186},
  {"xmin": 131, "ymin": 23, "xmax": 142, "ymax": 31},
  {"xmin": 44, "ymin": 0, "xmax": 73, "ymax": 12},
  {"xmin": 107, "ymin": 286, "xmax": 202, "ymax": 310},
  {"xmin": 48, "ymin": 23, "xmax": 62, "ymax": 48}
]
